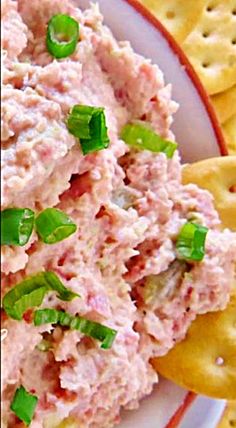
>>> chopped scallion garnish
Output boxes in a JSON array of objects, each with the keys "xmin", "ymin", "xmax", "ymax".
[
  {"xmin": 67, "ymin": 105, "xmax": 109, "ymax": 155},
  {"xmin": 35, "ymin": 208, "xmax": 77, "ymax": 244},
  {"xmin": 10, "ymin": 386, "xmax": 38, "ymax": 426},
  {"xmin": 46, "ymin": 14, "xmax": 79, "ymax": 58},
  {"xmin": 176, "ymin": 222, "xmax": 208, "ymax": 261},
  {"xmin": 3, "ymin": 271, "xmax": 79, "ymax": 320},
  {"xmin": 34, "ymin": 308, "xmax": 117, "ymax": 349},
  {"xmin": 120, "ymin": 122, "xmax": 177, "ymax": 158},
  {"xmin": 1, "ymin": 208, "xmax": 34, "ymax": 246}
]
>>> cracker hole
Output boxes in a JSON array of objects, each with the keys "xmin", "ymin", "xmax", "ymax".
[
  {"xmin": 203, "ymin": 31, "xmax": 210, "ymax": 38},
  {"xmin": 202, "ymin": 62, "xmax": 210, "ymax": 68},
  {"xmin": 232, "ymin": 39, "xmax": 236, "ymax": 45},
  {"xmin": 229, "ymin": 185, "xmax": 236, "ymax": 193},
  {"xmin": 215, "ymin": 356, "xmax": 224, "ymax": 366},
  {"xmin": 206, "ymin": 6, "xmax": 214, "ymax": 12},
  {"xmin": 232, "ymin": 9, "xmax": 236, "ymax": 15},
  {"xmin": 166, "ymin": 11, "xmax": 176, "ymax": 19},
  {"xmin": 229, "ymin": 420, "xmax": 236, "ymax": 427}
]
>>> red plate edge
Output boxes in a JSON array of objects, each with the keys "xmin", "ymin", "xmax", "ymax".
[
  {"xmin": 165, "ymin": 392, "xmax": 197, "ymax": 428},
  {"xmin": 124, "ymin": 0, "xmax": 228, "ymax": 157}
]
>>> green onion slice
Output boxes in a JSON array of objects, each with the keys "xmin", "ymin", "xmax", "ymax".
[
  {"xmin": 3, "ymin": 271, "xmax": 79, "ymax": 320},
  {"xmin": 46, "ymin": 14, "xmax": 79, "ymax": 59},
  {"xmin": 34, "ymin": 308, "xmax": 117, "ymax": 350},
  {"xmin": 67, "ymin": 105, "xmax": 109, "ymax": 155},
  {"xmin": 10, "ymin": 386, "xmax": 38, "ymax": 426},
  {"xmin": 35, "ymin": 208, "xmax": 77, "ymax": 244},
  {"xmin": 120, "ymin": 122, "xmax": 177, "ymax": 158},
  {"xmin": 176, "ymin": 222, "xmax": 208, "ymax": 261},
  {"xmin": 1, "ymin": 208, "xmax": 34, "ymax": 246}
]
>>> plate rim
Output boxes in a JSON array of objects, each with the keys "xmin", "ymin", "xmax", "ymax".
[{"xmin": 166, "ymin": 392, "xmax": 197, "ymax": 428}]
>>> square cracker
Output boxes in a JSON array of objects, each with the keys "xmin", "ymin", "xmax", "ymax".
[
  {"xmin": 183, "ymin": 0, "xmax": 236, "ymax": 95},
  {"xmin": 139, "ymin": 0, "xmax": 207, "ymax": 43},
  {"xmin": 182, "ymin": 156, "xmax": 236, "ymax": 231}
]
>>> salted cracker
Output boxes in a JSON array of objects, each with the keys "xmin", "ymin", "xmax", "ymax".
[
  {"xmin": 182, "ymin": 156, "xmax": 236, "ymax": 231},
  {"xmin": 139, "ymin": 0, "xmax": 206, "ymax": 43},
  {"xmin": 183, "ymin": 0, "xmax": 236, "ymax": 95}
]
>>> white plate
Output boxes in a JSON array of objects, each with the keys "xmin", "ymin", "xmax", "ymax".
[
  {"xmin": 76, "ymin": 0, "xmax": 227, "ymax": 426},
  {"xmin": 180, "ymin": 395, "xmax": 226, "ymax": 428},
  {"xmin": 119, "ymin": 379, "xmax": 226, "ymax": 428}
]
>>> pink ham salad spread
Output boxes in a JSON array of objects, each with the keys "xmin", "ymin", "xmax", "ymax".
[{"xmin": 1, "ymin": 1, "xmax": 236, "ymax": 427}]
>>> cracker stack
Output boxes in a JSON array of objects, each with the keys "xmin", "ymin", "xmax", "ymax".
[{"xmin": 140, "ymin": 0, "xmax": 236, "ymax": 154}]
